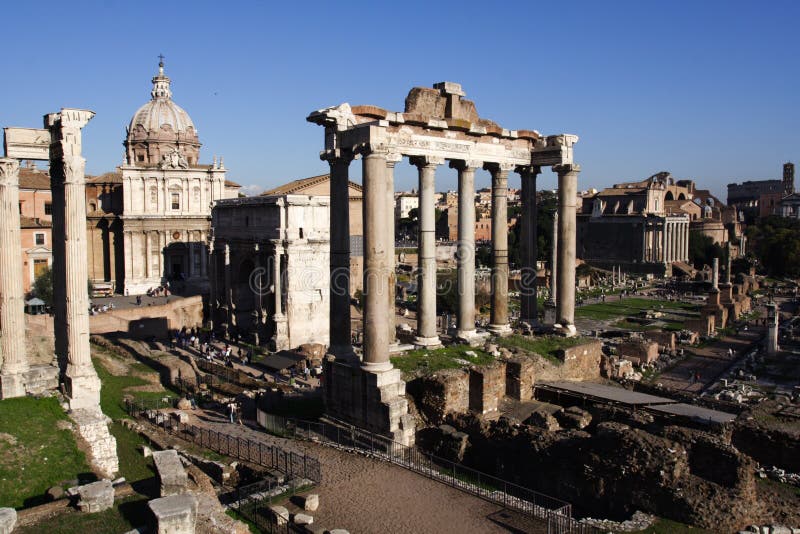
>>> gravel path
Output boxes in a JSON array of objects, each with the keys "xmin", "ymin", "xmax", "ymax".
[{"xmin": 187, "ymin": 410, "xmax": 542, "ymax": 533}]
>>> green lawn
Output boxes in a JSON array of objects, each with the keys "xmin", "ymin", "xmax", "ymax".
[
  {"xmin": 391, "ymin": 345, "xmax": 493, "ymax": 377},
  {"xmin": 576, "ymin": 297, "xmax": 697, "ymax": 321},
  {"xmin": 0, "ymin": 396, "xmax": 93, "ymax": 509},
  {"xmin": 496, "ymin": 334, "xmax": 589, "ymax": 364},
  {"xmin": 15, "ymin": 495, "xmax": 151, "ymax": 534},
  {"xmin": 95, "ymin": 356, "xmax": 177, "ymax": 421}
]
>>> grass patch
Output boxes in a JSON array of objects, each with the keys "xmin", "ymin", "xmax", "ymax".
[
  {"xmin": 15, "ymin": 495, "xmax": 150, "ymax": 534},
  {"xmin": 0, "ymin": 396, "xmax": 93, "ymax": 509},
  {"xmin": 108, "ymin": 422, "xmax": 154, "ymax": 483},
  {"xmin": 758, "ymin": 476, "xmax": 800, "ymax": 497},
  {"xmin": 94, "ymin": 356, "xmax": 177, "ymax": 420},
  {"xmin": 391, "ymin": 345, "xmax": 493, "ymax": 377},
  {"xmin": 576, "ymin": 297, "xmax": 697, "ymax": 321},
  {"xmin": 496, "ymin": 335, "xmax": 589, "ymax": 364}
]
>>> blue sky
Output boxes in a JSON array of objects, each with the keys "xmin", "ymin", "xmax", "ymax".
[{"xmin": 1, "ymin": 0, "xmax": 797, "ymax": 200}]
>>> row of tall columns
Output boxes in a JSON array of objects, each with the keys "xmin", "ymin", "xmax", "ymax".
[
  {"xmin": 555, "ymin": 164, "xmax": 580, "ymax": 333},
  {"xmin": 411, "ymin": 156, "xmax": 442, "ymax": 346},
  {"xmin": 47, "ymin": 109, "xmax": 103, "ymax": 410},
  {"xmin": 662, "ymin": 220, "xmax": 689, "ymax": 264},
  {"xmin": 0, "ymin": 159, "xmax": 29, "ymax": 397}
]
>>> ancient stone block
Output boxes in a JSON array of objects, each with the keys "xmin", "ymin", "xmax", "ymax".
[
  {"xmin": 523, "ymin": 411, "xmax": 561, "ymax": 431},
  {"xmin": 294, "ymin": 513, "xmax": 314, "ymax": 525},
  {"xmin": 505, "ymin": 355, "xmax": 535, "ymax": 401},
  {"xmin": 153, "ymin": 449, "xmax": 189, "ymax": 496},
  {"xmin": 0, "ymin": 508, "xmax": 16, "ymax": 534},
  {"xmin": 23, "ymin": 364, "xmax": 59, "ymax": 395},
  {"xmin": 148, "ymin": 493, "xmax": 198, "ymax": 534},
  {"xmin": 299, "ymin": 494, "xmax": 319, "ymax": 511},
  {"xmin": 268, "ymin": 505, "xmax": 289, "ymax": 526},
  {"xmin": 643, "ymin": 331, "xmax": 675, "ymax": 352},
  {"xmin": 555, "ymin": 407, "xmax": 592, "ymax": 430},
  {"xmin": 469, "ymin": 361, "xmax": 506, "ymax": 415},
  {"xmin": 558, "ymin": 340, "xmax": 602, "ymax": 380},
  {"xmin": 76, "ymin": 479, "xmax": 115, "ymax": 513},
  {"xmin": 618, "ymin": 340, "xmax": 659, "ymax": 366},
  {"xmin": 411, "ymin": 369, "xmax": 469, "ymax": 424}
]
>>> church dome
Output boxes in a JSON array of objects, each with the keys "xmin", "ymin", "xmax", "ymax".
[{"xmin": 124, "ymin": 59, "xmax": 201, "ymax": 167}]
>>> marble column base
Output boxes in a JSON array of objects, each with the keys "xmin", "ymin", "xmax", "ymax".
[
  {"xmin": 553, "ymin": 323, "xmax": 578, "ymax": 338},
  {"xmin": 0, "ymin": 371, "xmax": 27, "ymax": 399},
  {"xmin": 456, "ymin": 329, "xmax": 489, "ymax": 346},
  {"xmin": 413, "ymin": 336, "xmax": 442, "ymax": 349},
  {"xmin": 323, "ymin": 356, "xmax": 415, "ymax": 447},
  {"xmin": 487, "ymin": 323, "xmax": 513, "ymax": 337},
  {"xmin": 543, "ymin": 301, "xmax": 558, "ymax": 326},
  {"xmin": 64, "ymin": 370, "xmax": 102, "ymax": 411}
]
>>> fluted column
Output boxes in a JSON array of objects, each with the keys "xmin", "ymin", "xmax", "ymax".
[
  {"xmin": 273, "ymin": 246, "xmax": 283, "ymax": 317},
  {"xmin": 224, "ymin": 242, "xmax": 233, "ymax": 326},
  {"xmin": 386, "ymin": 153, "xmax": 401, "ymax": 346},
  {"xmin": 554, "ymin": 164, "xmax": 580, "ymax": 335},
  {"xmin": 486, "ymin": 162, "xmax": 514, "ymax": 335},
  {"xmin": 324, "ymin": 150, "xmax": 355, "ymax": 357},
  {"xmin": 145, "ymin": 232, "xmax": 152, "ymax": 279},
  {"xmin": 0, "ymin": 158, "xmax": 29, "ymax": 398},
  {"xmin": 519, "ymin": 165, "xmax": 540, "ymax": 325},
  {"xmin": 208, "ymin": 240, "xmax": 217, "ymax": 328},
  {"xmin": 450, "ymin": 160, "xmax": 482, "ymax": 341},
  {"xmin": 411, "ymin": 156, "xmax": 443, "ymax": 346},
  {"xmin": 47, "ymin": 109, "xmax": 102, "ymax": 410},
  {"xmin": 362, "ymin": 146, "xmax": 392, "ymax": 371}
]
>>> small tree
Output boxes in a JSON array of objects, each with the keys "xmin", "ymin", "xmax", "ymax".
[{"xmin": 32, "ymin": 266, "xmax": 54, "ymax": 306}]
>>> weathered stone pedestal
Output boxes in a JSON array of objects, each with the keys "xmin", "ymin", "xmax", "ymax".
[
  {"xmin": 70, "ymin": 409, "xmax": 119, "ymax": 478},
  {"xmin": 0, "ymin": 508, "xmax": 16, "ymax": 534},
  {"xmin": 323, "ymin": 355, "xmax": 415, "ymax": 446},
  {"xmin": 703, "ymin": 290, "xmax": 728, "ymax": 331},
  {"xmin": 153, "ymin": 449, "xmax": 189, "ymax": 496},
  {"xmin": 149, "ymin": 493, "xmax": 198, "ymax": 534},
  {"xmin": 75, "ymin": 479, "xmax": 114, "ymax": 513},
  {"xmin": 543, "ymin": 299, "xmax": 557, "ymax": 327}
]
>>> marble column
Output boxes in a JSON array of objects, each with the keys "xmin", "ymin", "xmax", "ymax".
[
  {"xmin": 145, "ymin": 232, "xmax": 152, "ymax": 279},
  {"xmin": 273, "ymin": 247, "xmax": 284, "ymax": 317},
  {"xmin": 362, "ymin": 147, "xmax": 392, "ymax": 371},
  {"xmin": 519, "ymin": 165, "xmax": 540, "ymax": 325},
  {"xmin": 554, "ymin": 164, "xmax": 580, "ymax": 335},
  {"xmin": 724, "ymin": 241, "xmax": 732, "ymax": 285},
  {"xmin": 324, "ymin": 150, "xmax": 354, "ymax": 357},
  {"xmin": 486, "ymin": 162, "xmax": 513, "ymax": 335},
  {"xmin": 450, "ymin": 160, "xmax": 482, "ymax": 341},
  {"xmin": 0, "ymin": 158, "xmax": 29, "ymax": 398},
  {"xmin": 411, "ymin": 156, "xmax": 443, "ymax": 347},
  {"xmin": 47, "ymin": 109, "xmax": 102, "ymax": 410},
  {"xmin": 386, "ymin": 154, "xmax": 401, "ymax": 346},
  {"xmin": 684, "ymin": 222, "xmax": 689, "ymax": 261},
  {"xmin": 712, "ymin": 257, "xmax": 719, "ymax": 290},
  {"xmin": 224, "ymin": 242, "xmax": 233, "ymax": 327},
  {"xmin": 544, "ymin": 211, "xmax": 558, "ymax": 326},
  {"xmin": 208, "ymin": 240, "xmax": 217, "ymax": 328}
]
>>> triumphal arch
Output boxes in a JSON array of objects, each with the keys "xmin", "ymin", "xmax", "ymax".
[{"xmin": 308, "ymin": 82, "xmax": 579, "ymax": 445}]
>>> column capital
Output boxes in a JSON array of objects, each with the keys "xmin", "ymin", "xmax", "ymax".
[
  {"xmin": 386, "ymin": 152, "xmax": 403, "ymax": 167},
  {"xmin": 62, "ymin": 156, "xmax": 87, "ymax": 186},
  {"xmin": 483, "ymin": 162, "xmax": 515, "ymax": 176},
  {"xmin": 516, "ymin": 164, "xmax": 542, "ymax": 178},
  {"xmin": 356, "ymin": 142, "xmax": 390, "ymax": 157},
  {"xmin": 0, "ymin": 158, "xmax": 20, "ymax": 186},
  {"xmin": 449, "ymin": 159, "xmax": 483, "ymax": 171},
  {"xmin": 321, "ymin": 148, "xmax": 355, "ymax": 164},
  {"xmin": 553, "ymin": 163, "xmax": 581, "ymax": 175},
  {"xmin": 409, "ymin": 155, "xmax": 445, "ymax": 169}
]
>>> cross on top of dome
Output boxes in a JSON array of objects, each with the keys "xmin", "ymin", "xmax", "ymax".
[{"xmin": 151, "ymin": 55, "xmax": 172, "ymax": 100}]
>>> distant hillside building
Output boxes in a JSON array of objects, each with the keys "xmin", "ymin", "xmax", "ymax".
[
  {"xmin": 577, "ymin": 172, "xmax": 692, "ymax": 275},
  {"xmin": 727, "ymin": 163, "xmax": 794, "ymax": 221}
]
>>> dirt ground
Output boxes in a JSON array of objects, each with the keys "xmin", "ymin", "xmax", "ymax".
[{"xmin": 189, "ymin": 411, "xmax": 545, "ymax": 534}]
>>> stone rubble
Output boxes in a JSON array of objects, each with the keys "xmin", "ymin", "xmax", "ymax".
[
  {"xmin": 580, "ymin": 510, "xmax": 655, "ymax": 532},
  {"xmin": 148, "ymin": 493, "xmax": 198, "ymax": 534},
  {"xmin": 0, "ymin": 508, "xmax": 17, "ymax": 534},
  {"xmin": 74, "ymin": 479, "xmax": 115, "ymax": 513}
]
